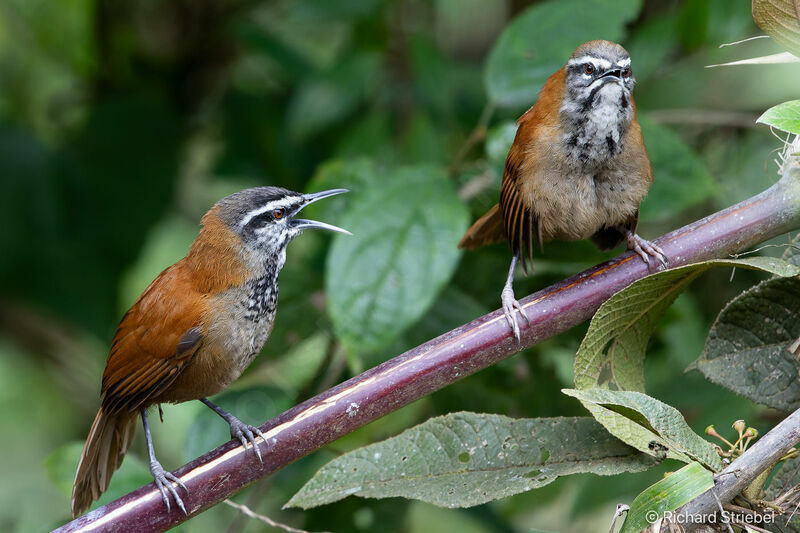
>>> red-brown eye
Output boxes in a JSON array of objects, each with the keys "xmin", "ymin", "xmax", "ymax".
[
  {"xmin": 622, "ymin": 67, "xmax": 631, "ymax": 77},
  {"xmin": 273, "ymin": 209, "xmax": 285, "ymax": 219},
  {"xmin": 584, "ymin": 63, "xmax": 594, "ymax": 75}
]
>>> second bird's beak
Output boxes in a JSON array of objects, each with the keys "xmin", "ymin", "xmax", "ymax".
[
  {"xmin": 600, "ymin": 69, "xmax": 623, "ymax": 82},
  {"xmin": 290, "ymin": 188, "xmax": 352, "ymax": 235}
]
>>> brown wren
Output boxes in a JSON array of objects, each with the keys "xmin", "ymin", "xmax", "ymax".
[
  {"xmin": 71, "ymin": 187, "xmax": 350, "ymax": 517},
  {"xmin": 459, "ymin": 40, "xmax": 667, "ymax": 340}
]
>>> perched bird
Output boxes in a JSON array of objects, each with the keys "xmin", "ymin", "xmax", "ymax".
[
  {"xmin": 459, "ymin": 40, "xmax": 667, "ymax": 340},
  {"xmin": 71, "ymin": 187, "xmax": 350, "ymax": 517}
]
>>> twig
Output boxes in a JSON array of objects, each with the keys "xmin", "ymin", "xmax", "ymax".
[
  {"xmin": 672, "ymin": 407, "xmax": 800, "ymax": 531},
  {"xmin": 224, "ymin": 479, "xmax": 271, "ymax": 533},
  {"xmin": 53, "ymin": 163, "xmax": 800, "ymax": 532},
  {"xmin": 608, "ymin": 503, "xmax": 629, "ymax": 533},
  {"xmin": 223, "ymin": 500, "xmax": 328, "ymax": 533},
  {"xmin": 711, "ymin": 489, "xmax": 735, "ymax": 533}
]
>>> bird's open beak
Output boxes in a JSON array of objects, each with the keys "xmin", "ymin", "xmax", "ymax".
[
  {"xmin": 290, "ymin": 188, "xmax": 352, "ymax": 235},
  {"xmin": 600, "ymin": 69, "xmax": 623, "ymax": 81}
]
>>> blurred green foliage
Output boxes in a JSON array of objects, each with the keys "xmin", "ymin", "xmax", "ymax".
[{"xmin": 0, "ymin": 0, "xmax": 797, "ymax": 532}]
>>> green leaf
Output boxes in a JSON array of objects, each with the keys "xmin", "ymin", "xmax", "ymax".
[
  {"xmin": 574, "ymin": 257, "xmax": 800, "ymax": 393},
  {"xmin": 753, "ymin": 0, "xmax": 800, "ymax": 57},
  {"xmin": 639, "ymin": 116, "xmax": 717, "ymax": 222},
  {"xmin": 620, "ymin": 462, "xmax": 714, "ymax": 533},
  {"xmin": 563, "ymin": 388, "xmax": 723, "ymax": 471},
  {"xmin": 694, "ymin": 276, "xmax": 800, "ymax": 411},
  {"xmin": 326, "ymin": 165, "xmax": 469, "ymax": 356},
  {"xmin": 286, "ymin": 413, "xmax": 658, "ymax": 509},
  {"xmin": 757, "ymin": 100, "xmax": 800, "ymax": 134},
  {"xmin": 484, "ymin": 0, "xmax": 642, "ymax": 108}
]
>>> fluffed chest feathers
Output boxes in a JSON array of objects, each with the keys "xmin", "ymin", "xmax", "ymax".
[
  {"xmin": 217, "ymin": 270, "xmax": 279, "ymax": 371},
  {"xmin": 525, "ymin": 89, "xmax": 649, "ymax": 242},
  {"xmin": 181, "ymin": 264, "xmax": 282, "ymax": 399}
]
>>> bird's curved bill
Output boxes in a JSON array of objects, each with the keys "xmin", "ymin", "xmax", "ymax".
[{"xmin": 291, "ymin": 188, "xmax": 352, "ymax": 235}]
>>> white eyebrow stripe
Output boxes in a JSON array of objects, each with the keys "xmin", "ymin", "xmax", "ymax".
[
  {"xmin": 238, "ymin": 197, "xmax": 299, "ymax": 228},
  {"xmin": 568, "ymin": 56, "xmax": 612, "ymax": 69},
  {"xmin": 618, "ymin": 58, "xmax": 631, "ymax": 67}
]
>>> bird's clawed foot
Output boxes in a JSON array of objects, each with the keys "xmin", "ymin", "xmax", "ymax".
[
  {"xmin": 626, "ymin": 232, "xmax": 668, "ymax": 271},
  {"xmin": 228, "ymin": 416, "xmax": 266, "ymax": 463},
  {"xmin": 149, "ymin": 459, "xmax": 187, "ymax": 515},
  {"xmin": 199, "ymin": 397, "xmax": 266, "ymax": 462},
  {"xmin": 502, "ymin": 285, "xmax": 530, "ymax": 343}
]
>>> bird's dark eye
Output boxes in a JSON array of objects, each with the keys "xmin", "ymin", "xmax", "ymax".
[
  {"xmin": 273, "ymin": 209, "xmax": 285, "ymax": 220},
  {"xmin": 622, "ymin": 67, "xmax": 631, "ymax": 77},
  {"xmin": 584, "ymin": 63, "xmax": 594, "ymax": 75}
]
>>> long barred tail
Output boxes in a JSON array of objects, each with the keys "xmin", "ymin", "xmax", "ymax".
[{"xmin": 71, "ymin": 407, "xmax": 137, "ymax": 517}]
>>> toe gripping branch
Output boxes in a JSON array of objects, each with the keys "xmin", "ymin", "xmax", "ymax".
[{"xmin": 200, "ymin": 398, "xmax": 266, "ymax": 463}]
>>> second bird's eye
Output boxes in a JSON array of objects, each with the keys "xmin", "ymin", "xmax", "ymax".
[
  {"xmin": 273, "ymin": 209, "xmax": 285, "ymax": 219},
  {"xmin": 584, "ymin": 63, "xmax": 594, "ymax": 75},
  {"xmin": 622, "ymin": 67, "xmax": 631, "ymax": 77}
]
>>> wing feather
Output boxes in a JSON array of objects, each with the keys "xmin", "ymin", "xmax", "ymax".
[
  {"xmin": 499, "ymin": 130, "xmax": 540, "ymax": 269},
  {"xmin": 101, "ymin": 261, "xmax": 206, "ymax": 414}
]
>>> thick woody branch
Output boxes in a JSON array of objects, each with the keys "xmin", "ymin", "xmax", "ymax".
[
  {"xmin": 54, "ymin": 170, "xmax": 800, "ymax": 533},
  {"xmin": 672, "ymin": 407, "xmax": 800, "ymax": 532}
]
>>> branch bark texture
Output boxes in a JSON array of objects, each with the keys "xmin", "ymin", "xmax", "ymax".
[{"xmin": 54, "ymin": 172, "xmax": 800, "ymax": 533}]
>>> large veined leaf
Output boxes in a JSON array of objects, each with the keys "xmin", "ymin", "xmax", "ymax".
[
  {"xmin": 574, "ymin": 257, "xmax": 800, "ymax": 393},
  {"xmin": 757, "ymin": 100, "xmax": 800, "ymax": 134},
  {"xmin": 620, "ymin": 462, "xmax": 714, "ymax": 533},
  {"xmin": 563, "ymin": 388, "xmax": 724, "ymax": 471},
  {"xmin": 753, "ymin": 0, "xmax": 800, "ymax": 58},
  {"xmin": 326, "ymin": 165, "xmax": 469, "ymax": 357},
  {"xmin": 484, "ymin": 0, "xmax": 642, "ymax": 108},
  {"xmin": 693, "ymin": 276, "xmax": 800, "ymax": 411},
  {"xmin": 286, "ymin": 413, "xmax": 658, "ymax": 509}
]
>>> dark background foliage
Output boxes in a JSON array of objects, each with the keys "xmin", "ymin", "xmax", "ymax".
[{"xmin": 0, "ymin": 0, "xmax": 797, "ymax": 531}]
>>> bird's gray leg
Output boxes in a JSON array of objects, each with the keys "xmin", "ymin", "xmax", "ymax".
[
  {"xmin": 501, "ymin": 251, "xmax": 530, "ymax": 343},
  {"xmin": 200, "ymin": 398, "xmax": 265, "ymax": 463},
  {"xmin": 625, "ymin": 230, "xmax": 668, "ymax": 271},
  {"xmin": 142, "ymin": 408, "xmax": 187, "ymax": 514}
]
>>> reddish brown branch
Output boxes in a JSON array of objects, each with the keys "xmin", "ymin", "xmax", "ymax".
[{"xmin": 54, "ymin": 174, "xmax": 800, "ymax": 533}]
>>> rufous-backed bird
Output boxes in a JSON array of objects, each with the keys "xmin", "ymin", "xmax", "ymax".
[
  {"xmin": 459, "ymin": 40, "xmax": 667, "ymax": 340},
  {"xmin": 71, "ymin": 187, "xmax": 349, "ymax": 517}
]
